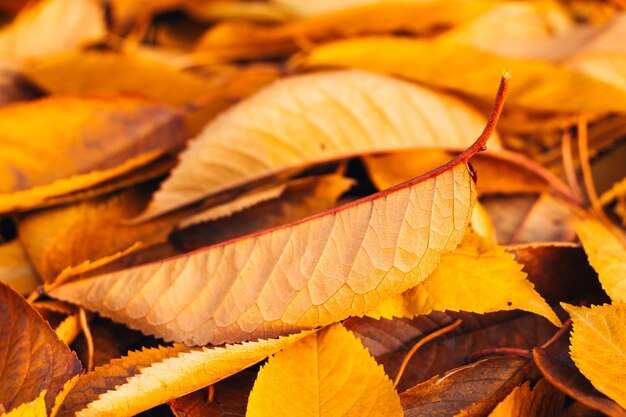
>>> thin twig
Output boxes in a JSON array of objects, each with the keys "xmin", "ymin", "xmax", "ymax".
[
  {"xmin": 561, "ymin": 130, "xmax": 584, "ymax": 203},
  {"xmin": 467, "ymin": 347, "xmax": 531, "ymax": 363},
  {"xmin": 393, "ymin": 319, "xmax": 462, "ymax": 389},
  {"xmin": 79, "ymin": 308, "xmax": 95, "ymax": 372},
  {"xmin": 541, "ymin": 319, "xmax": 572, "ymax": 350}
]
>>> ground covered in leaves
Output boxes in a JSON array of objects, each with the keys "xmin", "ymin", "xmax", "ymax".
[{"xmin": 1, "ymin": 0, "xmax": 626, "ymax": 416}]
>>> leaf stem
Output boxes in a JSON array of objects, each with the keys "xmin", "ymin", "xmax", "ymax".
[
  {"xmin": 79, "ymin": 307, "xmax": 95, "ymax": 372},
  {"xmin": 467, "ymin": 347, "xmax": 531, "ymax": 362},
  {"xmin": 393, "ymin": 319, "xmax": 462, "ymax": 389},
  {"xmin": 540, "ymin": 319, "xmax": 572, "ymax": 350},
  {"xmin": 561, "ymin": 130, "xmax": 584, "ymax": 204}
]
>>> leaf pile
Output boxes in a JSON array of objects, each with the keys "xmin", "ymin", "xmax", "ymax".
[{"xmin": 1, "ymin": 0, "xmax": 626, "ymax": 416}]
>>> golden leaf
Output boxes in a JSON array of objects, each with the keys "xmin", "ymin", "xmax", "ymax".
[
  {"xmin": 300, "ymin": 36, "xmax": 626, "ymax": 112},
  {"xmin": 0, "ymin": 96, "xmax": 184, "ymax": 213},
  {"xmin": 562, "ymin": 303, "xmax": 626, "ymax": 409},
  {"xmin": 365, "ymin": 231, "xmax": 561, "ymax": 326},
  {"xmin": 4, "ymin": 391, "xmax": 47, "ymax": 417},
  {"xmin": 0, "ymin": 282, "xmax": 81, "ymax": 414},
  {"xmin": 138, "ymin": 70, "xmax": 500, "ymax": 221},
  {"xmin": 59, "ymin": 332, "xmax": 310, "ymax": 417},
  {"xmin": 246, "ymin": 324, "xmax": 402, "ymax": 417},
  {"xmin": 0, "ymin": 240, "xmax": 40, "ymax": 294},
  {"xmin": 0, "ymin": 0, "xmax": 105, "ymax": 65},
  {"xmin": 49, "ymin": 75, "xmax": 507, "ymax": 345},
  {"xmin": 575, "ymin": 219, "xmax": 626, "ymax": 303}
]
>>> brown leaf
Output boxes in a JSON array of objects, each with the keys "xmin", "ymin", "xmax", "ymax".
[
  {"xmin": 534, "ymin": 348, "xmax": 626, "ymax": 417},
  {"xmin": 0, "ymin": 240, "xmax": 40, "ymax": 294},
  {"xmin": 511, "ymin": 193, "xmax": 579, "ymax": 244},
  {"xmin": 0, "ymin": 95, "xmax": 184, "ymax": 213},
  {"xmin": 0, "ymin": 282, "xmax": 81, "ymax": 413},
  {"xmin": 400, "ymin": 356, "xmax": 529, "ymax": 416}
]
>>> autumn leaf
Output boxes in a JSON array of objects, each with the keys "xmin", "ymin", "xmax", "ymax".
[
  {"xmin": 59, "ymin": 331, "xmax": 310, "ymax": 417},
  {"xmin": 137, "ymin": 69, "xmax": 500, "ymax": 221},
  {"xmin": 562, "ymin": 303, "xmax": 626, "ymax": 409},
  {"xmin": 0, "ymin": 95, "xmax": 184, "ymax": 213},
  {"xmin": 400, "ymin": 356, "xmax": 529, "ymax": 416},
  {"xmin": 3, "ymin": 391, "xmax": 47, "ymax": 417},
  {"xmin": 575, "ymin": 219, "xmax": 626, "ymax": 303},
  {"xmin": 0, "ymin": 240, "xmax": 40, "ymax": 294},
  {"xmin": 246, "ymin": 324, "xmax": 402, "ymax": 417},
  {"xmin": 366, "ymin": 231, "xmax": 560, "ymax": 326},
  {"xmin": 300, "ymin": 36, "xmax": 626, "ymax": 112},
  {"xmin": 0, "ymin": 282, "xmax": 81, "ymax": 414}
]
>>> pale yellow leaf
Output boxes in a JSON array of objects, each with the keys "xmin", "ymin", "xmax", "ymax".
[
  {"xmin": 246, "ymin": 324, "xmax": 402, "ymax": 417},
  {"xmin": 575, "ymin": 219, "xmax": 626, "ymax": 303},
  {"xmin": 0, "ymin": 0, "xmax": 105, "ymax": 65},
  {"xmin": 59, "ymin": 332, "xmax": 310, "ymax": 417},
  {"xmin": 471, "ymin": 202, "xmax": 497, "ymax": 241},
  {"xmin": 0, "ymin": 240, "xmax": 40, "ymax": 294},
  {"xmin": 4, "ymin": 391, "xmax": 47, "ymax": 417},
  {"xmin": 366, "ymin": 231, "xmax": 560, "ymax": 326},
  {"xmin": 0, "ymin": 96, "xmax": 184, "ymax": 213},
  {"xmin": 488, "ymin": 379, "xmax": 565, "ymax": 417},
  {"xmin": 138, "ymin": 70, "xmax": 500, "ymax": 220},
  {"xmin": 301, "ymin": 37, "xmax": 626, "ymax": 112},
  {"xmin": 562, "ymin": 303, "xmax": 626, "ymax": 409},
  {"xmin": 51, "ymin": 152, "xmax": 478, "ymax": 345}
]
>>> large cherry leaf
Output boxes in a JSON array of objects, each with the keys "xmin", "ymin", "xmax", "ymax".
[
  {"xmin": 0, "ymin": 95, "xmax": 184, "ymax": 213},
  {"xmin": 49, "ymin": 84, "xmax": 506, "ymax": 345},
  {"xmin": 0, "ymin": 282, "xmax": 82, "ymax": 414},
  {"xmin": 136, "ymin": 69, "xmax": 501, "ymax": 221}
]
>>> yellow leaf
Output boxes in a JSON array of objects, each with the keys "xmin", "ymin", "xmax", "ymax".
[
  {"xmin": 196, "ymin": 1, "xmax": 494, "ymax": 62},
  {"xmin": 0, "ymin": 96, "xmax": 184, "ymax": 213},
  {"xmin": 0, "ymin": 0, "xmax": 105, "ymax": 65},
  {"xmin": 562, "ymin": 303, "xmax": 626, "ymax": 409},
  {"xmin": 0, "ymin": 240, "xmax": 40, "ymax": 294},
  {"xmin": 301, "ymin": 36, "xmax": 626, "ymax": 112},
  {"xmin": 246, "ymin": 324, "xmax": 402, "ymax": 417},
  {"xmin": 138, "ymin": 70, "xmax": 500, "ymax": 220},
  {"xmin": 59, "ymin": 332, "xmax": 310, "ymax": 417},
  {"xmin": 365, "ymin": 231, "xmax": 561, "ymax": 326},
  {"xmin": 4, "ymin": 391, "xmax": 47, "ymax": 417},
  {"xmin": 488, "ymin": 379, "xmax": 565, "ymax": 417},
  {"xmin": 575, "ymin": 220, "xmax": 626, "ymax": 303},
  {"xmin": 54, "ymin": 314, "xmax": 82, "ymax": 346}
]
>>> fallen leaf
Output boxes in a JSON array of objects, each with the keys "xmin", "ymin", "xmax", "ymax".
[
  {"xmin": 488, "ymin": 379, "xmax": 565, "ymax": 417},
  {"xmin": 400, "ymin": 356, "xmax": 529, "ymax": 416},
  {"xmin": 59, "ymin": 331, "xmax": 310, "ymax": 417},
  {"xmin": 562, "ymin": 303, "xmax": 626, "ymax": 409},
  {"xmin": 0, "ymin": 282, "xmax": 82, "ymax": 414},
  {"xmin": 138, "ymin": 70, "xmax": 500, "ymax": 221},
  {"xmin": 575, "ymin": 219, "xmax": 626, "ymax": 303},
  {"xmin": 195, "ymin": 1, "xmax": 494, "ymax": 62},
  {"xmin": 511, "ymin": 193, "xmax": 578, "ymax": 244},
  {"xmin": 3, "ymin": 391, "xmax": 47, "ymax": 417},
  {"xmin": 366, "ymin": 231, "xmax": 561, "ymax": 326},
  {"xmin": 481, "ymin": 194, "xmax": 538, "ymax": 245},
  {"xmin": 300, "ymin": 36, "xmax": 626, "ymax": 112},
  {"xmin": 0, "ymin": 239, "xmax": 40, "ymax": 294},
  {"xmin": 0, "ymin": 95, "xmax": 185, "ymax": 213},
  {"xmin": 246, "ymin": 324, "xmax": 402, "ymax": 417},
  {"xmin": 0, "ymin": 0, "xmax": 106, "ymax": 65},
  {"xmin": 534, "ymin": 347, "xmax": 626, "ymax": 417}
]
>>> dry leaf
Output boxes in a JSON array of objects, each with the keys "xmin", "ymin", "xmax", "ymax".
[
  {"xmin": 0, "ymin": 282, "xmax": 82, "ymax": 414},
  {"xmin": 0, "ymin": 240, "xmax": 40, "ymax": 294},
  {"xmin": 533, "ymin": 347, "xmax": 626, "ymax": 417},
  {"xmin": 366, "ymin": 231, "xmax": 561, "ymax": 326},
  {"xmin": 400, "ymin": 356, "xmax": 529, "ymax": 416},
  {"xmin": 511, "ymin": 193, "xmax": 578, "ymax": 244},
  {"xmin": 575, "ymin": 219, "xmax": 626, "ymax": 303},
  {"xmin": 563, "ymin": 303, "xmax": 626, "ymax": 409},
  {"xmin": 0, "ymin": 0, "xmax": 105, "ymax": 65},
  {"xmin": 246, "ymin": 324, "xmax": 402, "ymax": 417},
  {"xmin": 3, "ymin": 391, "xmax": 47, "ymax": 417},
  {"xmin": 138, "ymin": 70, "xmax": 499, "ymax": 221},
  {"xmin": 59, "ymin": 331, "xmax": 310, "ymax": 417},
  {"xmin": 0, "ymin": 95, "xmax": 184, "ymax": 213},
  {"xmin": 300, "ymin": 36, "xmax": 626, "ymax": 112},
  {"xmin": 195, "ymin": 1, "xmax": 494, "ymax": 62},
  {"xmin": 488, "ymin": 379, "xmax": 565, "ymax": 417}
]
